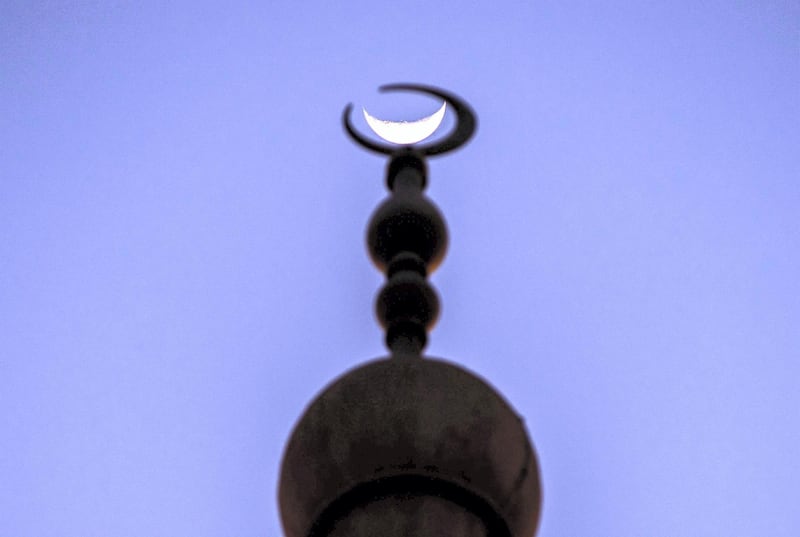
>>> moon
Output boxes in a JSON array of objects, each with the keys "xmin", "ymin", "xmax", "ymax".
[{"xmin": 362, "ymin": 101, "xmax": 446, "ymax": 145}]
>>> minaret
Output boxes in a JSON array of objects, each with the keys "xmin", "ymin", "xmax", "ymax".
[{"xmin": 278, "ymin": 84, "xmax": 542, "ymax": 537}]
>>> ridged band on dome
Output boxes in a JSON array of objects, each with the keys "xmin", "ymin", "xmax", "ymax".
[{"xmin": 307, "ymin": 474, "xmax": 512, "ymax": 537}]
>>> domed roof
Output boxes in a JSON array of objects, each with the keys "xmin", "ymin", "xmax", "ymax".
[{"xmin": 278, "ymin": 356, "xmax": 542, "ymax": 537}]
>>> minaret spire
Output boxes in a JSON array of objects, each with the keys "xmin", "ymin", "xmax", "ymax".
[
  {"xmin": 343, "ymin": 84, "xmax": 477, "ymax": 355},
  {"xmin": 278, "ymin": 84, "xmax": 542, "ymax": 537},
  {"xmin": 367, "ymin": 150, "xmax": 443, "ymax": 355}
]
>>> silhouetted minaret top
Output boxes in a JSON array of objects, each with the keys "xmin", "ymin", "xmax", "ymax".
[
  {"xmin": 278, "ymin": 84, "xmax": 542, "ymax": 537},
  {"xmin": 367, "ymin": 150, "xmax": 444, "ymax": 355}
]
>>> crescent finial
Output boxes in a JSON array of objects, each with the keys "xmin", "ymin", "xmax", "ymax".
[{"xmin": 343, "ymin": 83, "xmax": 477, "ymax": 157}]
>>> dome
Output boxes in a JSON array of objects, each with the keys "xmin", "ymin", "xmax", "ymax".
[{"xmin": 278, "ymin": 356, "xmax": 542, "ymax": 537}]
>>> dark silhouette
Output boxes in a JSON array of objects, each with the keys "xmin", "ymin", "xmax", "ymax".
[{"xmin": 279, "ymin": 85, "xmax": 542, "ymax": 537}]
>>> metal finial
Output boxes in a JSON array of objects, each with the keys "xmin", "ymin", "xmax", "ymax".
[
  {"xmin": 343, "ymin": 83, "xmax": 477, "ymax": 157},
  {"xmin": 345, "ymin": 84, "xmax": 476, "ymax": 356}
]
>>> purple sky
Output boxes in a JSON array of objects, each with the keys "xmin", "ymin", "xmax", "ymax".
[{"xmin": 2, "ymin": 2, "xmax": 798, "ymax": 536}]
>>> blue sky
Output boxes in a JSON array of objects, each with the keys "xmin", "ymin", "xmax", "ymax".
[{"xmin": 2, "ymin": 2, "xmax": 798, "ymax": 536}]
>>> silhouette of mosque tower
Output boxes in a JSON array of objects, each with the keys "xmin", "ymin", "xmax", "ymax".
[{"xmin": 278, "ymin": 85, "xmax": 542, "ymax": 537}]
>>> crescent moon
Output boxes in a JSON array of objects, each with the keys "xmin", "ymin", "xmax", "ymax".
[
  {"xmin": 343, "ymin": 84, "xmax": 477, "ymax": 157},
  {"xmin": 362, "ymin": 101, "xmax": 446, "ymax": 145}
]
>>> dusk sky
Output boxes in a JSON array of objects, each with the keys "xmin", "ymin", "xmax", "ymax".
[{"xmin": 2, "ymin": 2, "xmax": 798, "ymax": 536}]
